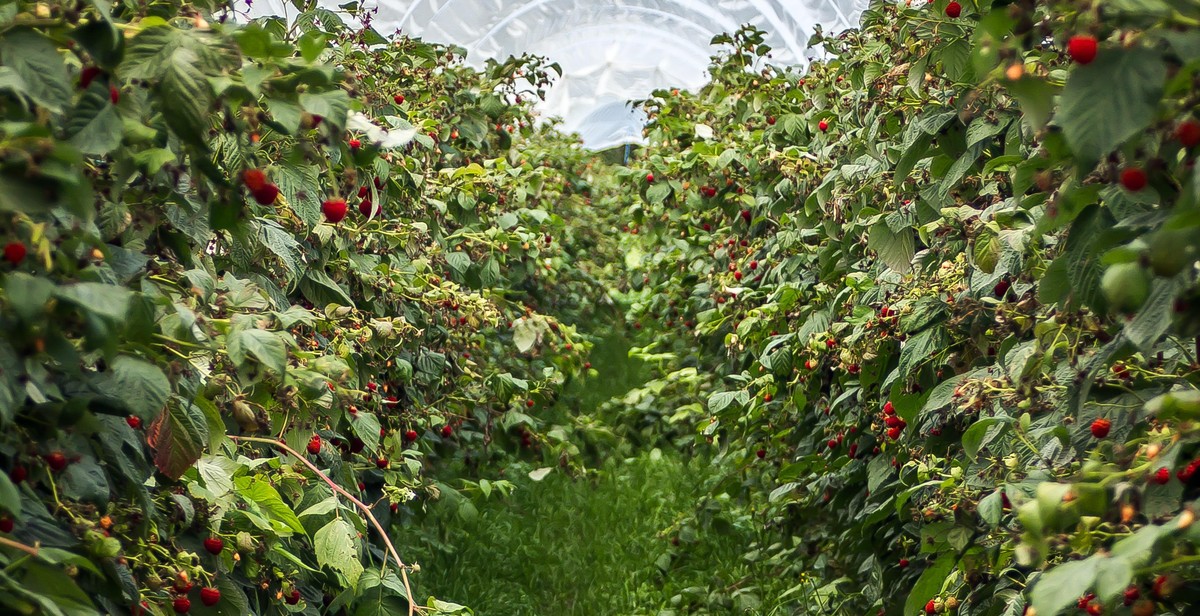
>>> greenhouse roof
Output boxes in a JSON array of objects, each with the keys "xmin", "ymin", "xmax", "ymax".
[{"xmin": 246, "ymin": 0, "xmax": 871, "ymax": 150}]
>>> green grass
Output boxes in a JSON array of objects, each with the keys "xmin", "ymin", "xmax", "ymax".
[{"xmin": 397, "ymin": 452, "xmax": 777, "ymax": 615}]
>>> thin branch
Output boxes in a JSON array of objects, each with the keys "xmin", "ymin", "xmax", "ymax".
[
  {"xmin": 0, "ymin": 536, "xmax": 39, "ymax": 558},
  {"xmin": 229, "ymin": 435, "xmax": 415, "ymax": 616}
]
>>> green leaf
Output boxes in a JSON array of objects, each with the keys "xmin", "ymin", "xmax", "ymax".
[
  {"xmin": 315, "ymin": 518, "xmax": 364, "ymax": 585},
  {"xmin": 445, "ymin": 251, "xmax": 472, "ymax": 274},
  {"xmin": 54, "ymin": 282, "xmax": 132, "ymax": 320},
  {"xmin": 147, "ymin": 400, "xmax": 209, "ymax": 480},
  {"xmin": 0, "ymin": 29, "xmax": 71, "ymax": 112},
  {"xmin": 904, "ymin": 553, "xmax": 955, "ymax": 616},
  {"xmin": 301, "ymin": 268, "xmax": 355, "ymax": 308},
  {"xmin": 1057, "ymin": 47, "xmax": 1166, "ymax": 161},
  {"xmin": 228, "ymin": 328, "xmax": 288, "ymax": 375},
  {"xmin": 160, "ymin": 46, "xmax": 212, "ymax": 146},
  {"xmin": 91, "ymin": 356, "xmax": 171, "ymax": 420},
  {"xmin": 64, "ymin": 87, "xmax": 122, "ymax": 155},
  {"xmin": 298, "ymin": 30, "xmax": 328, "ymax": 62},
  {"xmin": 235, "ymin": 476, "xmax": 306, "ymax": 536},
  {"xmin": 868, "ymin": 221, "xmax": 914, "ymax": 273},
  {"xmin": 1029, "ymin": 558, "xmax": 1099, "ymax": 616},
  {"xmin": 962, "ymin": 416, "xmax": 1012, "ymax": 460}
]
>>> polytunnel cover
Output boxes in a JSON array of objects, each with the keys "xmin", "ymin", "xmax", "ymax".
[{"xmin": 246, "ymin": 0, "xmax": 871, "ymax": 150}]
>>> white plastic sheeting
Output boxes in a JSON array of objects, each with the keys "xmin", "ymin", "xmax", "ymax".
[{"xmin": 242, "ymin": 0, "xmax": 870, "ymax": 150}]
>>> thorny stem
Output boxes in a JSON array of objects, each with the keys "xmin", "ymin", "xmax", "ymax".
[{"xmin": 229, "ymin": 435, "xmax": 416, "ymax": 616}]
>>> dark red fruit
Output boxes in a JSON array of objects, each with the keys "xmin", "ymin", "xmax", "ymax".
[
  {"xmin": 9, "ymin": 465, "xmax": 26, "ymax": 484},
  {"xmin": 925, "ymin": 599, "xmax": 936, "ymax": 614},
  {"xmin": 79, "ymin": 66, "xmax": 103, "ymax": 89},
  {"xmin": 756, "ymin": 449, "xmax": 766, "ymax": 459},
  {"xmin": 899, "ymin": 558, "xmax": 909, "ymax": 568},
  {"xmin": 242, "ymin": 169, "xmax": 267, "ymax": 191},
  {"xmin": 1120, "ymin": 167, "xmax": 1148, "ymax": 192},
  {"xmin": 440, "ymin": 425, "xmax": 453, "ymax": 438},
  {"xmin": 286, "ymin": 589, "xmax": 301, "ymax": 605},
  {"xmin": 126, "ymin": 416, "xmax": 142, "ymax": 429},
  {"xmin": 740, "ymin": 209, "xmax": 751, "ymax": 223},
  {"xmin": 945, "ymin": 1, "xmax": 961, "ymax": 17},
  {"xmin": 1090, "ymin": 418, "xmax": 1111, "ymax": 438},
  {"xmin": 526, "ymin": 399, "xmax": 535, "ymax": 408},
  {"xmin": 1177, "ymin": 119, "xmax": 1200, "ymax": 148},
  {"xmin": 203, "ymin": 536, "xmax": 224, "ymax": 555},
  {"xmin": 1067, "ymin": 35, "xmax": 1098, "ymax": 64},
  {"xmin": 1124, "ymin": 586, "xmax": 1140, "ymax": 606},
  {"xmin": 993, "ymin": 279, "xmax": 1011, "ymax": 298},
  {"xmin": 251, "ymin": 184, "xmax": 280, "ymax": 205},
  {"xmin": 109, "ymin": 85, "xmax": 120, "ymax": 104},
  {"xmin": 348, "ymin": 139, "xmax": 361, "ymax": 150},
  {"xmin": 4, "ymin": 242, "xmax": 27, "ymax": 266},
  {"xmin": 393, "ymin": 94, "xmax": 405, "ymax": 105},
  {"xmin": 818, "ymin": 120, "xmax": 829, "ymax": 132},
  {"xmin": 306, "ymin": 435, "xmax": 322, "ymax": 455},
  {"xmin": 359, "ymin": 199, "xmax": 379, "ymax": 217},
  {"xmin": 375, "ymin": 457, "xmax": 389, "ymax": 469},
  {"xmin": 766, "ymin": 116, "xmax": 776, "ymax": 125},
  {"xmin": 887, "ymin": 427, "xmax": 901, "ymax": 440},
  {"xmin": 645, "ymin": 173, "xmax": 655, "ymax": 183},
  {"xmin": 1152, "ymin": 467, "xmax": 1170, "ymax": 485},
  {"xmin": 200, "ymin": 587, "xmax": 221, "ymax": 607},
  {"xmin": 883, "ymin": 401, "xmax": 895, "ymax": 415},
  {"xmin": 0, "ymin": 517, "xmax": 13, "ymax": 533},
  {"xmin": 173, "ymin": 597, "xmax": 191, "ymax": 614},
  {"xmin": 322, "ymin": 198, "xmax": 348, "ymax": 223},
  {"xmin": 44, "ymin": 452, "xmax": 67, "ymax": 472},
  {"xmin": 404, "ymin": 429, "xmax": 418, "ymax": 442}
]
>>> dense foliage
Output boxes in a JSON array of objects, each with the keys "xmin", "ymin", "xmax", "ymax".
[
  {"xmin": 0, "ymin": 1, "xmax": 621, "ymax": 614},
  {"xmin": 8, "ymin": 0, "xmax": 1200, "ymax": 615},
  {"xmin": 615, "ymin": 0, "xmax": 1200, "ymax": 614}
]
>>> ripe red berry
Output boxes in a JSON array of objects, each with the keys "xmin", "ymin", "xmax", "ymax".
[
  {"xmin": 1177, "ymin": 119, "xmax": 1200, "ymax": 148},
  {"xmin": 251, "ymin": 183, "xmax": 280, "ymax": 205},
  {"xmin": 242, "ymin": 169, "xmax": 268, "ymax": 191},
  {"xmin": 887, "ymin": 426, "xmax": 901, "ymax": 440},
  {"xmin": 1152, "ymin": 467, "xmax": 1171, "ymax": 485},
  {"xmin": 4, "ymin": 242, "xmax": 27, "ymax": 266},
  {"xmin": 109, "ymin": 85, "xmax": 120, "ymax": 105},
  {"xmin": 203, "ymin": 536, "xmax": 224, "ymax": 555},
  {"xmin": 766, "ymin": 116, "xmax": 776, "ymax": 125},
  {"xmin": 200, "ymin": 587, "xmax": 221, "ymax": 607},
  {"xmin": 286, "ymin": 589, "xmax": 301, "ymax": 605},
  {"xmin": 1086, "ymin": 603, "xmax": 1102, "ymax": 616},
  {"xmin": 126, "ymin": 416, "xmax": 142, "ymax": 429},
  {"xmin": 366, "ymin": 382, "xmax": 377, "ymax": 391},
  {"xmin": 349, "ymin": 139, "xmax": 361, "ymax": 149},
  {"xmin": 993, "ymin": 279, "xmax": 1011, "ymax": 298},
  {"xmin": 0, "ymin": 517, "xmax": 13, "ymax": 533},
  {"xmin": 885, "ymin": 415, "xmax": 902, "ymax": 428},
  {"xmin": 740, "ymin": 209, "xmax": 751, "ymax": 223},
  {"xmin": 404, "ymin": 429, "xmax": 418, "ymax": 442},
  {"xmin": 818, "ymin": 120, "xmax": 829, "ymax": 132},
  {"xmin": 359, "ymin": 198, "xmax": 379, "ymax": 217},
  {"xmin": 756, "ymin": 449, "xmax": 766, "ymax": 459},
  {"xmin": 945, "ymin": 1, "xmax": 961, "ymax": 17},
  {"xmin": 749, "ymin": 260, "xmax": 758, "ymax": 270},
  {"xmin": 375, "ymin": 457, "xmax": 389, "ymax": 469},
  {"xmin": 1124, "ymin": 586, "xmax": 1140, "ymax": 606},
  {"xmin": 825, "ymin": 338, "xmax": 836, "ymax": 348},
  {"xmin": 79, "ymin": 66, "xmax": 103, "ymax": 89},
  {"xmin": 1067, "ymin": 35, "xmax": 1099, "ymax": 65},
  {"xmin": 441, "ymin": 425, "xmax": 453, "ymax": 438},
  {"xmin": 925, "ymin": 600, "xmax": 936, "ymax": 615},
  {"xmin": 1090, "ymin": 418, "xmax": 1112, "ymax": 438},
  {"xmin": 44, "ymin": 451, "xmax": 67, "ymax": 472},
  {"xmin": 393, "ymin": 94, "xmax": 405, "ymax": 104},
  {"xmin": 898, "ymin": 558, "xmax": 909, "ymax": 568},
  {"xmin": 322, "ymin": 198, "xmax": 348, "ymax": 223},
  {"xmin": 306, "ymin": 435, "xmax": 322, "ymax": 455},
  {"xmin": 883, "ymin": 401, "xmax": 895, "ymax": 415},
  {"xmin": 526, "ymin": 399, "xmax": 535, "ymax": 408},
  {"xmin": 9, "ymin": 465, "xmax": 27, "ymax": 484},
  {"xmin": 645, "ymin": 173, "xmax": 655, "ymax": 183},
  {"xmin": 1120, "ymin": 167, "xmax": 1148, "ymax": 192},
  {"xmin": 173, "ymin": 597, "xmax": 191, "ymax": 614}
]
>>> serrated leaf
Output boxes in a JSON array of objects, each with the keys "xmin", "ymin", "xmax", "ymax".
[
  {"xmin": 315, "ymin": 518, "xmax": 364, "ymax": 585},
  {"xmin": 0, "ymin": 29, "xmax": 71, "ymax": 112},
  {"xmin": 868, "ymin": 221, "xmax": 914, "ymax": 273},
  {"xmin": 146, "ymin": 400, "xmax": 209, "ymax": 480},
  {"xmin": 92, "ymin": 356, "xmax": 170, "ymax": 420},
  {"xmin": 64, "ymin": 87, "xmax": 122, "ymax": 155},
  {"xmin": 228, "ymin": 328, "xmax": 287, "ymax": 374},
  {"xmin": 1058, "ymin": 47, "xmax": 1166, "ymax": 161}
]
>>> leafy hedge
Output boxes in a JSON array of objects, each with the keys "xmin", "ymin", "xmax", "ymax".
[
  {"xmin": 615, "ymin": 0, "xmax": 1200, "ymax": 614},
  {"xmin": 0, "ymin": 1, "xmax": 619, "ymax": 614}
]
